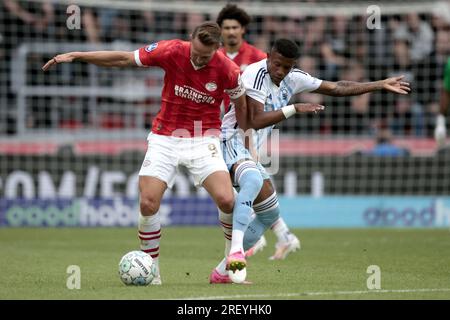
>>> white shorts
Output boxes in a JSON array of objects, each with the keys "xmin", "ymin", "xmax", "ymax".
[{"xmin": 139, "ymin": 133, "xmax": 228, "ymax": 188}]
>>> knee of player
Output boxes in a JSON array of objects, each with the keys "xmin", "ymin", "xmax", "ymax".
[
  {"xmin": 215, "ymin": 193, "xmax": 235, "ymax": 213},
  {"xmin": 249, "ymin": 170, "xmax": 264, "ymax": 190},
  {"xmin": 235, "ymin": 161, "xmax": 263, "ymax": 189},
  {"xmin": 140, "ymin": 197, "xmax": 160, "ymax": 215},
  {"xmin": 240, "ymin": 169, "xmax": 264, "ymax": 191}
]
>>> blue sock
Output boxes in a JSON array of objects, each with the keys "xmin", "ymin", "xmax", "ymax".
[
  {"xmin": 243, "ymin": 216, "xmax": 266, "ymax": 250},
  {"xmin": 243, "ymin": 193, "xmax": 280, "ymax": 251},
  {"xmin": 232, "ymin": 162, "xmax": 263, "ymax": 232}
]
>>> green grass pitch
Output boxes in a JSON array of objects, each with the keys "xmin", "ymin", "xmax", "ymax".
[{"xmin": 0, "ymin": 227, "xmax": 449, "ymax": 300}]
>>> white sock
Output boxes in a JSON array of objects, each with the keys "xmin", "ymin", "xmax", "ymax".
[
  {"xmin": 138, "ymin": 213, "xmax": 161, "ymax": 275},
  {"xmin": 271, "ymin": 217, "xmax": 290, "ymax": 243},
  {"xmin": 230, "ymin": 229, "xmax": 244, "ymax": 254},
  {"xmin": 218, "ymin": 208, "xmax": 233, "ymax": 256},
  {"xmin": 215, "ymin": 258, "xmax": 228, "ymax": 276}
]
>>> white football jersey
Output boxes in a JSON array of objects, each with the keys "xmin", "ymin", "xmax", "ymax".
[{"xmin": 221, "ymin": 59, "xmax": 322, "ymax": 150}]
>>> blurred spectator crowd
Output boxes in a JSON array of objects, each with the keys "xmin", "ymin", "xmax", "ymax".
[{"xmin": 1, "ymin": 0, "xmax": 450, "ymax": 137}]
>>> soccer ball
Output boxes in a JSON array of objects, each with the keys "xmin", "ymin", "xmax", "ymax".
[
  {"xmin": 118, "ymin": 251, "xmax": 157, "ymax": 286},
  {"xmin": 228, "ymin": 268, "xmax": 247, "ymax": 284}
]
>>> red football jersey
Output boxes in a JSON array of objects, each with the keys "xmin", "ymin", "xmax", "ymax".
[
  {"xmin": 135, "ymin": 39, "xmax": 244, "ymax": 136},
  {"xmin": 219, "ymin": 41, "xmax": 267, "ymax": 72},
  {"xmin": 219, "ymin": 41, "xmax": 267, "ymax": 112}
]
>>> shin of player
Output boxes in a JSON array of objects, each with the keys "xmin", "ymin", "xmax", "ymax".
[
  {"xmin": 244, "ymin": 191, "xmax": 280, "ymax": 251},
  {"xmin": 227, "ymin": 160, "xmax": 263, "ymax": 269},
  {"xmin": 138, "ymin": 177, "xmax": 165, "ymax": 285},
  {"xmin": 213, "ymin": 160, "xmax": 263, "ymax": 280}
]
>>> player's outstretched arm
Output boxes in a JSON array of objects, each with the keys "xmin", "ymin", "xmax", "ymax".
[
  {"xmin": 42, "ymin": 51, "xmax": 136, "ymax": 71},
  {"xmin": 246, "ymin": 96, "xmax": 324, "ymax": 130},
  {"xmin": 313, "ymin": 76, "xmax": 410, "ymax": 97}
]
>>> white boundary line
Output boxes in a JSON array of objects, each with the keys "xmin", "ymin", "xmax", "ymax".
[{"xmin": 179, "ymin": 288, "xmax": 450, "ymax": 300}]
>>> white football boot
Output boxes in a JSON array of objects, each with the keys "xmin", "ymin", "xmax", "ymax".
[
  {"xmin": 269, "ymin": 234, "xmax": 301, "ymax": 260},
  {"xmin": 150, "ymin": 274, "xmax": 162, "ymax": 285}
]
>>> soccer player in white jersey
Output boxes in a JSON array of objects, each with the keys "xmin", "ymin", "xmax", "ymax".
[
  {"xmin": 217, "ymin": 3, "xmax": 302, "ymax": 262},
  {"xmin": 210, "ymin": 39, "xmax": 410, "ymax": 282}
]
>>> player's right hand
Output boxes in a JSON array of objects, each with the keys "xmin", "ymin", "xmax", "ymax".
[
  {"xmin": 434, "ymin": 114, "xmax": 447, "ymax": 147},
  {"xmin": 42, "ymin": 53, "xmax": 74, "ymax": 71},
  {"xmin": 294, "ymin": 103, "xmax": 325, "ymax": 114},
  {"xmin": 381, "ymin": 75, "xmax": 411, "ymax": 95}
]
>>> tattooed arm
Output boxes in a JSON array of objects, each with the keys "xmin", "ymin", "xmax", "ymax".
[{"xmin": 312, "ymin": 76, "xmax": 410, "ymax": 97}]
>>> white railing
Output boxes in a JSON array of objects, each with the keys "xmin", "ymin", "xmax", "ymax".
[{"xmin": 11, "ymin": 42, "xmax": 163, "ymax": 137}]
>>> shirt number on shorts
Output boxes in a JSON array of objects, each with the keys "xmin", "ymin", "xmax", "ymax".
[{"xmin": 208, "ymin": 144, "xmax": 218, "ymax": 158}]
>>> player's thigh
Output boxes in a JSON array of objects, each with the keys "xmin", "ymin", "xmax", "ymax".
[
  {"xmin": 187, "ymin": 137, "xmax": 229, "ymax": 187},
  {"xmin": 254, "ymin": 179, "xmax": 275, "ymax": 204},
  {"xmin": 188, "ymin": 137, "xmax": 234, "ymax": 209},
  {"xmin": 222, "ymin": 137, "xmax": 254, "ymax": 185},
  {"xmin": 202, "ymin": 170, "xmax": 234, "ymax": 203},
  {"xmin": 139, "ymin": 133, "xmax": 179, "ymax": 189}
]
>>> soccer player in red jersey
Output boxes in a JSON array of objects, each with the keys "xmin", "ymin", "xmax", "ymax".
[
  {"xmin": 216, "ymin": 4, "xmax": 301, "ymax": 263},
  {"xmin": 217, "ymin": 5, "xmax": 267, "ymax": 73},
  {"xmin": 42, "ymin": 22, "xmax": 249, "ymax": 284},
  {"xmin": 217, "ymin": 4, "xmax": 267, "ymax": 116}
]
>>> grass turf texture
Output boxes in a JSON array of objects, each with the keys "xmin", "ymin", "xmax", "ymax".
[{"xmin": 0, "ymin": 227, "xmax": 449, "ymax": 300}]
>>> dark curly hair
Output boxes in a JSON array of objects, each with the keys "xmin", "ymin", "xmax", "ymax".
[{"xmin": 216, "ymin": 4, "xmax": 251, "ymax": 28}]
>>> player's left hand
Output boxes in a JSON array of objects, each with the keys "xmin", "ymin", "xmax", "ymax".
[{"xmin": 382, "ymin": 75, "xmax": 411, "ymax": 94}]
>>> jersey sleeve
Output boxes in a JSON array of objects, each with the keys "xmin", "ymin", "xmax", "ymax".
[
  {"xmin": 444, "ymin": 57, "xmax": 450, "ymax": 92},
  {"xmin": 224, "ymin": 66, "xmax": 246, "ymax": 100},
  {"xmin": 134, "ymin": 40, "xmax": 174, "ymax": 68},
  {"xmin": 292, "ymin": 69, "xmax": 323, "ymax": 94},
  {"xmin": 241, "ymin": 66, "xmax": 267, "ymax": 104}
]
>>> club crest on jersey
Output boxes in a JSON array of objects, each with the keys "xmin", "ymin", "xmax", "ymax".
[
  {"xmin": 205, "ymin": 82, "xmax": 217, "ymax": 92},
  {"xmin": 145, "ymin": 43, "xmax": 158, "ymax": 52},
  {"xmin": 281, "ymin": 87, "xmax": 288, "ymax": 100}
]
